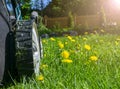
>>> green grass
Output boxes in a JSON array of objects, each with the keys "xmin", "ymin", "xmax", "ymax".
[{"xmin": 5, "ymin": 34, "xmax": 120, "ymax": 89}]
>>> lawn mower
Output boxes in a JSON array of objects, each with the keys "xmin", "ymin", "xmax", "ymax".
[{"xmin": 0, "ymin": 0, "xmax": 43, "ymax": 85}]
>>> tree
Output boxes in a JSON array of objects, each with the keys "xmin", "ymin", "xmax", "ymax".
[
  {"xmin": 43, "ymin": 0, "xmax": 101, "ymax": 17},
  {"xmin": 42, "ymin": 0, "xmax": 62, "ymax": 17},
  {"xmin": 21, "ymin": 0, "xmax": 31, "ymax": 19},
  {"xmin": 21, "ymin": 0, "xmax": 47, "ymax": 18}
]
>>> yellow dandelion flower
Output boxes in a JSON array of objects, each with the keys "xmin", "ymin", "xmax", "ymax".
[
  {"xmin": 50, "ymin": 37, "xmax": 55, "ymax": 41},
  {"xmin": 116, "ymin": 38, "xmax": 120, "ymax": 41},
  {"xmin": 67, "ymin": 36, "xmax": 75, "ymax": 42},
  {"xmin": 44, "ymin": 54, "xmax": 47, "ymax": 57},
  {"xmin": 90, "ymin": 56, "xmax": 98, "ymax": 61},
  {"xmin": 61, "ymin": 50, "xmax": 70, "ymax": 59},
  {"xmin": 83, "ymin": 38, "xmax": 87, "ymax": 41},
  {"xmin": 71, "ymin": 39, "xmax": 75, "ymax": 42},
  {"xmin": 37, "ymin": 75, "xmax": 44, "ymax": 81},
  {"xmin": 115, "ymin": 41, "xmax": 119, "ymax": 45},
  {"xmin": 42, "ymin": 40, "xmax": 46, "ymax": 43},
  {"xmin": 67, "ymin": 36, "xmax": 72, "ymax": 40},
  {"xmin": 65, "ymin": 42, "xmax": 68, "ymax": 45},
  {"xmin": 61, "ymin": 59, "xmax": 73, "ymax": 63},
  {"xmin": 58, "ymin": 42, "xmax": 64, "ymax": 49},
  {"xmin": 84, "ymin": 44, "xmax": 91, "ymax": 50}
]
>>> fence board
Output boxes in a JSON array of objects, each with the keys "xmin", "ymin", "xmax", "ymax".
[{"xmin": 43, "ymin": 14, "xmax": 120, "ymax": 28}]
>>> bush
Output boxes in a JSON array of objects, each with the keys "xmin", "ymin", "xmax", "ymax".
[{"xmin": 38, "ymin": 16, "xmax": 51, "ymax": 35}]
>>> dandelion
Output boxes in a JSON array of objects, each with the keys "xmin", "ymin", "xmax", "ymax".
[
  {"xmin": 65, "ymin": 42, "xmax": 68, "ymax": 45},
  {"xmin": 61, "ymin": 59, "xmax": 73, "ymax": 63},
  {"xmin": 58, "ymin": 42, "xmax": 64, "ymax": 49},
  {"xmin": 44, "ymin": 54, "xmax": 47, "ymax": 57},
  {"xmin": 116, "ymin": 38, "xmax": 120, "ymax": 41},
  {"xmin": 50, "ymin": 37, "xmax": 55, "ymax": 41},
  {"xmin": 90, "ymin": 56, "xmax": 98, "ymax": 61},
  {"xmin": 61, "ymin": 50, "xmax": 70, "ymax": 59},
  {"xmin": 115, "ymin": 41, "xmax": 119, "ymax": 45},
  {"xmin": 67, "ymin": 36, "xmax": 75, "ymax": 42},
  {"xmin": 71, "ymin": 39, "xmax": 75, "ymax": 42},
  {"xmin": 42, "ymin": 40, "xmax": 46, "ymax": 43},
  {"xmin": 83, "ymin": 38, "xmax": 87, "ymax": 41},
  {"xmin": 84, "ymin": 44, "xmax": 91, "ymax": 50},
  {"xmin": 37, "ymin": 75, "xmax": 44, "ymax": 81},
  {"xmin": 67, "ymin": 36, "xmax": 72, "ymax": 40}
]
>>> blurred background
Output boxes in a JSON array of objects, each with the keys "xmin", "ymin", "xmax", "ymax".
[{"xmin": 22, "ymin": 0, "xmax": 120, "ymax": 36}]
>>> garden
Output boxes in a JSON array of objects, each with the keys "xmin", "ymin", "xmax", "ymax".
[
  {"xmin": 5, "ymin": 32, "xmax": 120, "ymax": 89},
  {"xmin": 2, "ymin": 0, "xmax": 120, "ymax": 88}
]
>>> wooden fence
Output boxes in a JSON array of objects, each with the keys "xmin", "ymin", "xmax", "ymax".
[{"xmin": 43, "ymin": 14, "xmax": 120, "ymax": 28}]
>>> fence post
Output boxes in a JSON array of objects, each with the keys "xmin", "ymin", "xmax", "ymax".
[
  {"xmin": 43, "ymin": 15, "xmax": 48, "ymax": 26},
  {"xmin": 74, "ymin": 14, "xmax": 76, "ymax": 27}
]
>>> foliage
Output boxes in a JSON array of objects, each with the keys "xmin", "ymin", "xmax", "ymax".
[
  {"xmin": 38, "ymin": 16, "xmax": 51, "ymax": 35},
  {"xmin": 21, "ymin": 0, "xmax": 47, "ymax": 18},
  {"xmin": 74, "ymin": 24, "xmax": 90, "ymax": 31},
  {"xmin": 50, "ymin": 23, "xmax": 63, "ymax": 33},
  {"xmin": 43, "ymin": 0, "xmax": 101, "ymax": 17},
  {"xmin": 42, "ymin": 0, "xmax": 62, "ymax": 17},
  {"xmin": 68, "ymin": 11, "xmax": 74, "ymax": 29},
  {"xmin": 21, "ymin": 0, "xmax": 31, "ymax": 19},
  {"xmin": 4, "ymin": 34, "xmax": 120, "ymax": 89}
]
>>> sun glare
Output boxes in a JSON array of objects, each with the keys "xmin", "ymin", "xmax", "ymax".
[
  {"xmin": 114, "ymin": 0, "xmax": 120, "ymax": 4},
  {"xmin": 113, "ymin": 0, "xmax": 120, "ymax": 9}
]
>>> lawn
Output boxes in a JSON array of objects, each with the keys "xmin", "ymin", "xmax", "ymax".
[{"xmin": 5, "ymin": 33, "xmax": 120, "ymax": 89}]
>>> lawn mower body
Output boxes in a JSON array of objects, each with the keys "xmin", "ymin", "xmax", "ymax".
[{"xmin": 0, "ymin": 0, "xmax": 42, "ymax": 85}]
